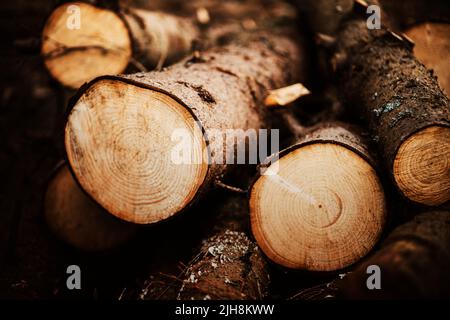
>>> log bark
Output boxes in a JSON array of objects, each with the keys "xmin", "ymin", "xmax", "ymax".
[
  {"xmin": 41, "ymin": 1, "xmax": 199, "ymax": 88},
  {"xmin": 332, "ymin": 9, "xmax": 450, "ymax": 206},
  {"xmin": 249, "ymin": 117, "xmax": 386, "ymax": 271},
  {"xmin": 176, "ymin": 172, "xmax": 269, "ymax": 300},
  {"xmin": 44, "ymin": 163, "xmax": 138, "ymax": 251},
  {"xmin": 338, "ymin": 210, "xmax": 450, "ymax": 299},
  {"xmin": 177, "ymin": 230, "xmax": 269, "ymax": 300},
  {"xmin": 64, "ymin": 20, "xmax": 305, "ymax": 224},
  {"xmin": 137, "ymin": 178, "xmax": 270, "ymax": 300}
]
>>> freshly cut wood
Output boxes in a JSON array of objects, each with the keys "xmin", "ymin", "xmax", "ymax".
[
  {"xmin": 339, "ymin": 211, "xmax": 450, "ymax": 299},
  {"xmin": 44, "ymin": 163, "xmax": 138, "ymax": 251},
  {"xmin": 393, "ymin": 126, "xmax": 450, "ymax": 206},
  {"xmin": 333, "ymin": 12, "xmax": 450, "ymax": 206},
  {"xmin": 264, "ymin": 83, "xmax": 311, "ymax": 107},
  {"xmin": 65, "ymin": 31, "xmax": 304, "ymax": 224},
  {"xmin": 177, "ymin": 230, "xmax": 269, "ymax": 300},
  {"xmin": 250, "ymin": 122, "xmax": 386, "ymax": 271},
  {"xmin": 404, "ymin": 22, "xmax": 450, "ymax": 95},
  {"xmin": 41, "ymin": 2, "xmax": 198, "ymax": 88}
]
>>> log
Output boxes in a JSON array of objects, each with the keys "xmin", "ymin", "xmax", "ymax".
[
  {"xmin": 41, "ymin": 2, "xmax": 199, "ymax": 88},
  {"xmin": 176, "ymin": 181, "xmax": 269, "ymax": 300},
  {"xmin": 332, "ymin": 8, "xmax": 450, "ymax": 206},
  {"xmin": 338, "ymin": 211, "xmax": 450, "ymax": 299},
  {"xmin": 404, "ymin": 22, "xmax": 450, "ymax": 95},
  {"xmin": 64, "ymin": 21, "xmax": 305, "ymax": 224},
  {"xmin": 249, "ymin": 118, "xmax": 386, "ymax": 271},
  {"xmin": 177, "ymin": 230, "xmax": 269, "ymax": 300},
  {"xmin": 137, "ymin": 174, "xmax": 269, "ymax": 300},
  {"xmin": 44, "ymin": 163, "xmax": 138, "ymax": 251}
]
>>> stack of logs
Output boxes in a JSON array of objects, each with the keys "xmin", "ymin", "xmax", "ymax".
[{"xmin": 40, "ymin": 0, "xmax": 449, "ymax": 299}]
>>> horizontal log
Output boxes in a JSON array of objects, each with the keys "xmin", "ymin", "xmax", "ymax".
[
  {"xmin": 333, "ymin": 8, "xmax": 450, "ymax": 206},
  {"xmin": 45, "ymin": 163, "xmax": 138, "ymax": 251},
  {"xmin": 41, "ymin": 2, "xmax": 198, "ymax": 88},
  {"xmin": 250, "ymin": 119, "xmax": 386, "ymax": 271},
  {"xmin": 338, "ymin": 211, "xmax": 450, "ymax": 299}
]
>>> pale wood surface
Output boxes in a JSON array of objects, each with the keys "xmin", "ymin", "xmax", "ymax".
[
  {"xmin": 394, "ymin": 125, "xmax": 450, "ymax": 206},
  {"xmin": 41, "ymin": 2, "xmax": 132, "ymax": 88},
  {"xmin": 65, "ymin": 79, "xmax": 208, "ymax": 224},
  {"xmin": 250, "ymin": 143, "xmax": 386, "ymax": 271}
]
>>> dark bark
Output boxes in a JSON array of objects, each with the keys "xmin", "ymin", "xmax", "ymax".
[
  {"xmin": 269, "ymin": 110, "xmax": 378, "ymax": 173},
  {"xmin": 138, "ymin": 179, "xmax": 269, "ymax": 300},
  {"xmin": 338, "ymin": 211, "xmax": 450, "ymax": 299},
  {"xmin": 177, "ymin": 230, "xmax": 269, "ymax": 300},
  {"xmin": 334, "ymin": 15, "xmax": 450, "ymax": 201}
]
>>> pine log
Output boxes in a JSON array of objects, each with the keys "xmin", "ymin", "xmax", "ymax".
[
  {"xmin": 338, "ymin": 211, "xmax": 450, "ymax": 299},
  {"xmin": 44, "ymin": 163, "xmax": 138, "ymax": 251},
  {"xmin": 176, "ymin": 172, "xmax": 269, "ymax": 300},
  {"xmin": 137, "ymin": 174, "xmax": 270, "ymax": 300},
  {"xmin": 333, "ymin": 10, "xmax": 450, "ymax": 206},
  {"xmin": 404, "ymin": 22, "xmax": 450, "ymax": 96},
  {"xmin": 64, "ymin": 21, "xmax": 305, "ymax": 224},
  {"xmin": 41, "ymin": 2, "xmax": 198, "ymax": 88},
  {"xmin": 177, "ymin": 230, "xmax": 269, "ymax": 300},
  {"xmin": 250, "ymin": 119, "xmax": 386, "ymax": 271}
]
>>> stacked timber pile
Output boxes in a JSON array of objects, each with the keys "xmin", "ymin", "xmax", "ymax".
[{"xmin": 1, "ymin": 0, "xmax": 449, "ymax": 300}]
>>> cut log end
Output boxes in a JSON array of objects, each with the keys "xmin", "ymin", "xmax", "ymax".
[
  {"xmin": 250, "ymin": 143, "xmax": 386, "ymax": 271},
  {"xmin": 405, "ymin": 22, "xmax": 450, "ymax": 95},
  {"xmin": 393, "ymin": 125, "xmax": 450, "ymax": 206},
  {"xmin": 65, "ymin": 79, "xmax": 208, "ymax": 224},
  {"xmin": 41, "ymin": 2, "xmax": 132, "ymax": 88},
  {"xmin": 45, "ymin": 164, "xmax": 138, "ymax": 251}
]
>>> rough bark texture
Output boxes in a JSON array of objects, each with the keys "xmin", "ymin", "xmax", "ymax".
[
  {"xmin": 268, "ymin": 111, "xmax": 379, "ymax": 173},
  {"xmin": 295, "ymin": 122, "xmax": 377, "ymax": 169},
  {"xmin": 138, "ymin": 173, "xmax": 269, "ymax": 301},
  {"xmin": 177, "ymin": 230, "xmax": 269, "ymax": 300},
  {"xmin": 334, "ymin": 17, "xmax": 450, "ymax": 200},
  {"xmin": 175, "ymin": 177, "xmax": 269, "ymax": 300},
  {"xmin": 338, "ymin": 211, "xmax": 450, "ymax": 299}
]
